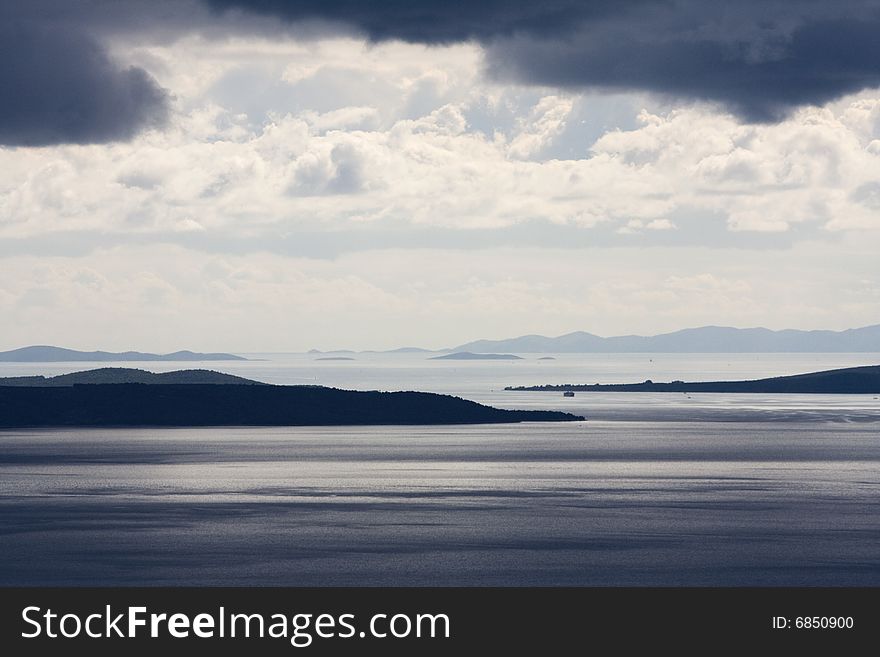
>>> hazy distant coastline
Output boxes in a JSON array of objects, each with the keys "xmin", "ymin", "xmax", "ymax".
[
  {"xmin": 10, "ymin": 324, "xmax": 877, "ymax": 361},
  {"xmin": 303, "ymin": 324, "xmax": 880, "ymax": 355},
  {"xmin": 0, "ymin": 346, "xmax": 247, "ymax": 362},
  {"xmin": 457, "ymin": 324, "xmax": 880, "ymax": 353}
]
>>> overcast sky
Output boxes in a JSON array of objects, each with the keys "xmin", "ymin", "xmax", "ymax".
[{"xmin": 1, "ymin": 0, "xmax": 879, "ymax": 351}]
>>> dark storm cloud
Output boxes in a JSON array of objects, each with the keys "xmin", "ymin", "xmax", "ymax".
[
  {"xmin": 0, "ymin": 22, "xmax": 169, "ymax": 146},
  {"xmin": 0, "ymin": 0, "xmax": 183, "ymax": 147},
  {"xmin": 206, "ymin": 0, "xmax": 880, "ymax": 122},
  {"xmin": 204, "ymin": 0, "xmax": 636, "ymax": 43},
  {"xmin": 0, "ymin": 0, "xmax": 307, "ymax": 146},
  {"xmin": 486, "ymin": 13, "xmax": 880, "ymax": 122},
  {"xmin": 3, "ymin": 0, "xmax": 880, "ymax": 146}
]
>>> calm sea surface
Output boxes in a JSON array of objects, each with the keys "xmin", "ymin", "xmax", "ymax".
[{"xmin": 1, "ymin": 353, "xmax": 878, "ymax": 585}]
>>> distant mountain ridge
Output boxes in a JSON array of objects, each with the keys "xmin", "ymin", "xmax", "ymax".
[
  {"xmin": 0, "ymin": 346, "xmax": 247, "ymax": 362},
  {"xmin": 455, "ymin": 324, "xmax": 880, "ymax": 353}
]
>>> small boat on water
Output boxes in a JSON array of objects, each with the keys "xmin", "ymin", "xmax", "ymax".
[{"xmin": 563, "ymin": 391, "xmax": 575, "ymax": 397}]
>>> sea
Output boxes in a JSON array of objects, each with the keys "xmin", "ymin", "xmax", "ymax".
[{"xmin": 1, "ymin": 352, "xmax": 878, "ymax": 586}]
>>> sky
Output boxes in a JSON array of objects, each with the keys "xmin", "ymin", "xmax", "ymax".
[{"xmin": 1, "ymin": 0, "xmax": 879, "ymax": 352}]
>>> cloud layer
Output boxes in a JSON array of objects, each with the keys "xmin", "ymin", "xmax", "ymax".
[{"xmin": 1, "ymin": 5, "xmax": 879, "ymax": 349}]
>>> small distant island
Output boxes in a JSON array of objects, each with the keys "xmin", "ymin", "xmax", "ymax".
[
  {"xmin": 316, "ymin": 357, "xmax": 356, "ymax": 361},
  {"xmin": 0, "ymin": 368, "xmax": 582, "ymax": 427},
  {"xmin": 382, "ymin": 347, "xmax": 437, "ymax": 354},
  {"xmin": 431, "ymin": 352, "xmax": 523, "ymax": 361},
  {"xmin": 0, "ymin": 346, "xmax": 247, "ymax": 362},
  {"xmin": 538, "ymin": 357, "xmax": 556, "ymax": 360},
  {"xmin": 506, "ymin": 364, "xmax": 880, "ymax": 394}
]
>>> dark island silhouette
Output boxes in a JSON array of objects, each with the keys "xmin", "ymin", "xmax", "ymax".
[
  {"xmin": 431, "ymin": 352, "xmax": 523, "ymax": 361},
  {"xmin": 0, "ymin": 368, "xmax": 582, "ymax": 428},
  {"xmin": 506, "ymin": 364, "xmax": 880, "ymax": 394},
  {"xmin": 0, "ymin": 368, "xmax": 260, "ymax": 387},
  {"xmin": 0, "ymin": 345, "xmax": 247, "ymax": 362}
]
